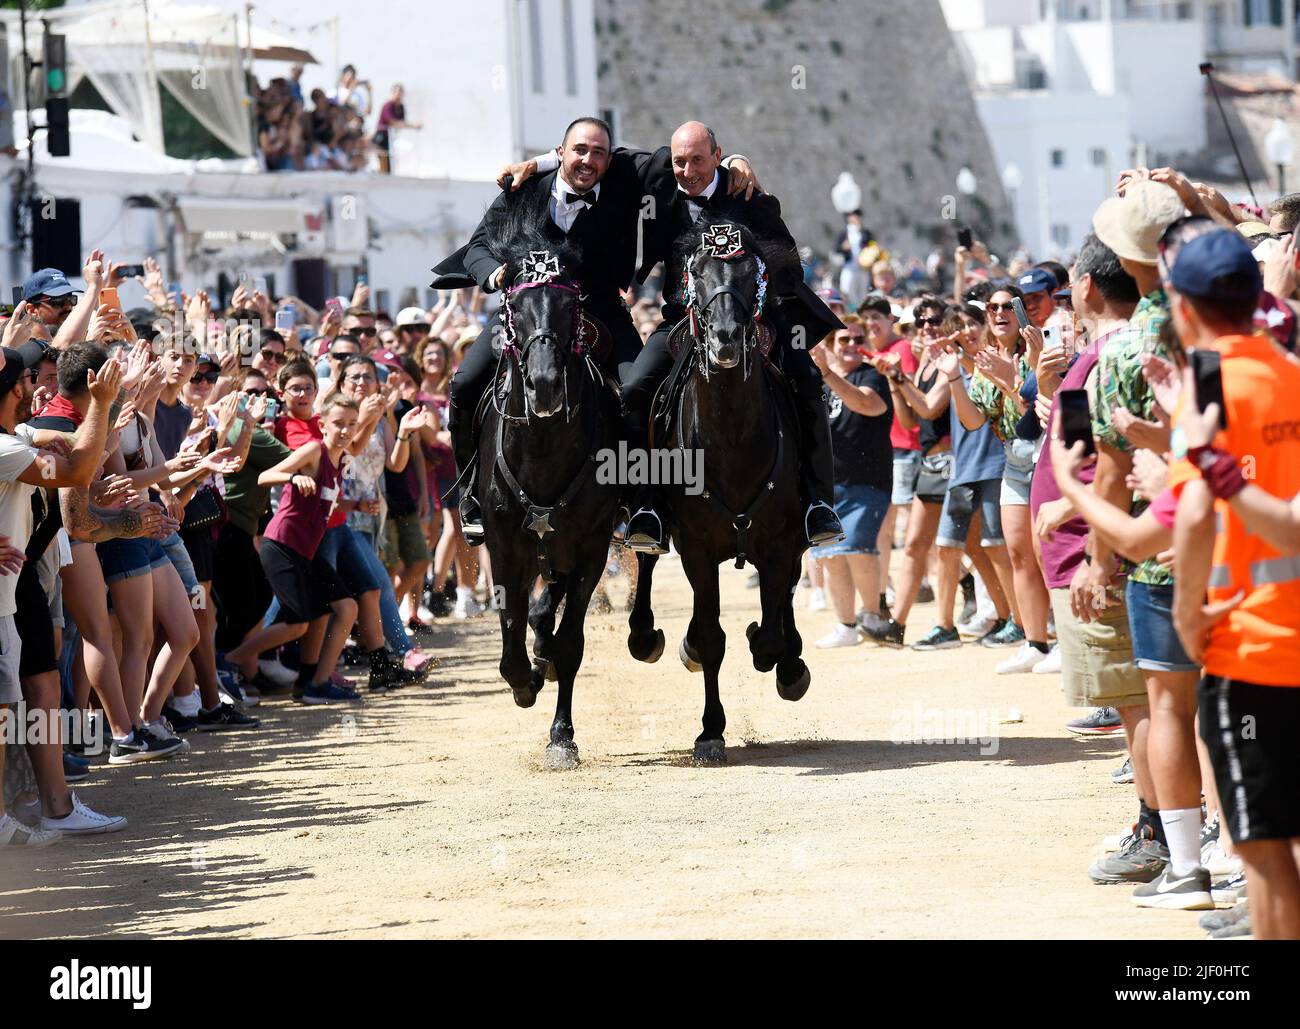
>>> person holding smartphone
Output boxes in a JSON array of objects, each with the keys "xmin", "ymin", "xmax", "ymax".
[
  {"xmin": 1164, "ymin": 228, "xmax": 1300, "ymax": 936},
  {"xmin": 945, "ymin": 284, "xmax": 1053, "ymax": 670}
]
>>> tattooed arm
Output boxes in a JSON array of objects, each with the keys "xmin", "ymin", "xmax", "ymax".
[{"xmin": 59, "ymin": 487, "xmax": 164, "ymax": 543}]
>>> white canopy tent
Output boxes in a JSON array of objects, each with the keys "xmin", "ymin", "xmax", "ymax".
[{"xmin": 2, "ymin": 0, "xmax": 316, "ymax": 158}]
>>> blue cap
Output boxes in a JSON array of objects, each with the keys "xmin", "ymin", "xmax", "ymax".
[
  {"xmin": 21, "ymin": 267, "xmax": 79, "ymax": 302},
  {"xmin": 1015, "ymin": 268, "xmax": 1058, "ymax": 296},
  {"xmin": 1169, "ymin": 229, "xmax": 1261, "ymax": 301}
]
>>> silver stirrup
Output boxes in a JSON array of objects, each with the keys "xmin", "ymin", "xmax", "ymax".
[
  {"xmin": 805, "ymin": 501, "xmax": 845, "ymax": 545},
  {"xmin": 625, "ymin": 508, "xmax": 668, "ymax": 554}
]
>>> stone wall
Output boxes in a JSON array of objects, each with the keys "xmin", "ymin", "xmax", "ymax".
[{"xmin": 594, "ymin": 0, "xmax": 1014, "ymax": 259}]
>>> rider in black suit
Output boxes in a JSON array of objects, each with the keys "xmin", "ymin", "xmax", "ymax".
[
  {"xmin": 619, "ymin": 122, "xmax": 845, "ymax": 553},
  {"xmin": 435, "ymin": 117, "xmax": 759, "ymax": 544}
]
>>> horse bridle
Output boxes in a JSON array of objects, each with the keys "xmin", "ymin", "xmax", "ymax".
[
  {"xmin": 684, "ymin": 230, "xmax": 768, "ymax": 382},
  {"xmin": 493, "ymin": 274, "xmax": 595, "ymax": 424},
  {"xmin": 490, "ymin": 266, "xmax": 604, "ymax": 581}
]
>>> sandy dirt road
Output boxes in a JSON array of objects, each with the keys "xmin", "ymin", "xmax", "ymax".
[{"xmin": 0, "ymin": 555, "xmax": 1205, "ymax": 939}]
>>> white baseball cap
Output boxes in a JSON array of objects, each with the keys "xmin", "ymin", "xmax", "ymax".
[{"xmin": 395, "ymin": 306, "xmax": 430, "ymax": 328}]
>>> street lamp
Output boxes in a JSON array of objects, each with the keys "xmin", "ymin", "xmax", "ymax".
[
  {"xmin": 1001, "ymin": 163, "xmax": 1023, "ymax": 245},
  {"xmin": 1265, "ymin": 117, "xmax": 1295, "ymax": 197},
  {"xmin": 956, "ymin": 166, "xmax": 978, "ymax": 229},
  {"xmin": 831, "ymin": 171, "xmax": 862, "ymax": 215}
]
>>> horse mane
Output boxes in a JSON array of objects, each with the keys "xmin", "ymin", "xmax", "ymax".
[{"xmin": 483, "ymin": 181, "xmax": 584, "ymax": 281}]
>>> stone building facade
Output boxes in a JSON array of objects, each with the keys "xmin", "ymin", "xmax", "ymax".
[{"xmin": 594, "ymin": 0, "xmax": 1015, "ymax": 261}]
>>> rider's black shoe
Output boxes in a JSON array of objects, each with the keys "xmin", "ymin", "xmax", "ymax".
[
  {"xmin": 460, "ymin": 494, "xmax": 486, "ymax": 547},
  {"xmin": 626, "ymin": 507, "xmax": 668, "ymax": 554},
  {"xmin": 805, "ymin": 501, "xmax": 845, "ymax": 547}
]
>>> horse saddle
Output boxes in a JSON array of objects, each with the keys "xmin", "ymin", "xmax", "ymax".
[{"xmin": 489, "ymin": 309, "xmax": 612, "ymax": 367}]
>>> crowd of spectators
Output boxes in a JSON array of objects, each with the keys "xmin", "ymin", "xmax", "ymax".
[
  {"xmin": 797, "ymin": 168, "xmax": 1300, "ymax": 940},
  {"xmin": 255, "ymin": 64, "xmax": 419, "ymax": 174},
  {"xmin": 0, "ymin": 251, "xmax": 487, "ymax": 853}
]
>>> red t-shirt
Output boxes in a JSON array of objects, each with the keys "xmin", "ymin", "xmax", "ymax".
[
  {"xmin": 275, "ymin": 413, "xmax": 348, "ymax": 530},
  {"xmin": 879, "ymin": 337, "xmax": 920, "ymax": 451}
]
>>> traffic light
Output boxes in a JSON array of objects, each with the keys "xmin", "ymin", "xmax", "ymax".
[{"xmin": 43, "ymin": 31, "xmax": 68, "ymax": 157}]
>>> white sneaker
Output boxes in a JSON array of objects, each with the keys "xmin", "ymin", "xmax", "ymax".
[
  {"xmin": 258, "ymin": 658, "xmax": 297, "ymax": 686},
  {"xmin": 807, "ymin": 587, "xmax": 827, "ymax": 612},
  {"xmin": 1202, "ymin": 838, "xmax": 1244, "ymax": 879},
  {"xmin": 1032, "ymin": 643, "xmax": 1062, "ymax": 674},
  {"xmin": 956, "ymin": 613, "xmax": 998, "ymax": 639},
  {"xmin": 815, "ymin": 624, "xmax": 862, "ymax": 649},
  {"xmin": 0, "ymin": 813, "xmax": 62, "ymax": 848},
  {"xmin": 996, "ymin": 642, "xmax": 1044, "ymax": 675},
  {"xmin": 418, "ymin": 605, "xmax": 436, "ymax": 622},
  {"xmin": 39, "ymin": 793, "xmax": 127, "ymax": 836},
  {"xmin": 453, "ymin": 592, "xmax": 484, "ymax": 619}
]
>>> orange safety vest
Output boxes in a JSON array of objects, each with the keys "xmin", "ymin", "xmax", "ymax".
[{"xmin": 1169, "ymin": 334, "xmax": 1300, "ymax": 686}]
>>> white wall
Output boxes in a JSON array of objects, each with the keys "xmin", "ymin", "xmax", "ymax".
[
  {"xmin": 978, "ymin": 90, "xmax": 1130, "ymax": 259},
  {"xmin": 939, "ymin": 0, "xmax": 1038, "ymax": 32}
]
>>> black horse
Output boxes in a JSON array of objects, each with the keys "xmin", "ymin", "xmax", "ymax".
[
  {"xmin": 627, "ymin": 218, "xmax": 810, "ymax": 763},
  {"xmin": 475, "ymin": 199, "xmax": 622, "ymax": 770}
]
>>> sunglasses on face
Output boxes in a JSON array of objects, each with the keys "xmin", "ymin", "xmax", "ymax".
[
  {"xmin": 259, "ymin": 348, "xmax": 286, "ymax": 363},
  {"xmin": 353, "ymin": 327, "xmax": 378, "ymax": 337},
  {"xmin": 344, "ymin": 372, "xmax": 376, "ymax": 384},
  {"xmin": 985, "ymin": 302, "xmax": 1015, "ymax": 314},
  {"xmin": 39, "ymin": 296, "xmax": 75, "ymax": 310},
  {"xmin": 190, "ymin": 370, "xmax": 219, "ymax": 385},
  {"xmin": 329, "ymin": 350, "xmax": 357, "ymax": 360},
  {"xmin": 915, "ymin": 316, "xmax": 943, "ymax": 328},
  {"xmin": 243, "ymin": 387, "xmax": 273, "ymax": 397}
]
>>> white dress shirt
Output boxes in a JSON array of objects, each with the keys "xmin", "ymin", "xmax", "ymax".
[
  {"xmin": 680, "ymin": 169, "xmax": 721, "ymax": 222},
  {"xmin": 549, "ymin": 175, "xmax": 600, "ymax": 234}
]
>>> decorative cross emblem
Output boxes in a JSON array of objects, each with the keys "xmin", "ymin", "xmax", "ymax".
[
  {"xmin": 700, "ymin": 224, "xmax": 743, "ymax": 258},
  {"xmin": 520, "ymin": 250, "xmax": 561, "ymax": 281}
]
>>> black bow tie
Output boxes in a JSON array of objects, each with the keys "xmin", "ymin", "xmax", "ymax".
[
  {"xmin": 565, "ymin": 191, "xmax": 595, "ymax": 207},
  {"xmin": 685, "ymin": 192, "xmax": 712, "ymax": 208}
]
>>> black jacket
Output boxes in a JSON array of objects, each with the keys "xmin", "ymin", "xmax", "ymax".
[
  {"xmin": 641, "ymin": 172, "xmax": 843, "ymax": 344},
  {"xmin": 432, "ymin": 147, "xmax": 672, "ymax": 313}
]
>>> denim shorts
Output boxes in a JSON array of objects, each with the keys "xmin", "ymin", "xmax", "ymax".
[
  {"xmin": 936, "ymin": 477, "xmax": 1005, "ymax": 549},
  {"xmin": 97, "ymin": 536, "xmax": 168, "ymax": 585},
  {"xmin": 1000, "ymin": 437, "xmax": 1037, "ymax": 507},
  {"xmin": 891, "ymin": 448, "xmax": 922, "ymax": 507},
  {"xmin": 161, "ymin": 531, "xmax": 199, "ymax": 597},
  {"xmin": 811, "ymin": 482, "xmax": 891, "ymax": 558},
  {"xmin": 317, "ymin": 524, "xmax": 385, "ymax": 595},
  {"xmin": 1126, "ymin": 579, "xmax": 1199, "ymax": 673}
]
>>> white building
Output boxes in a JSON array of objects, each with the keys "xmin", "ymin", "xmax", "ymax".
[
  {"xmin": 941, "ymin": 0, "xmax": 1297, "ymax": 259},
  {"xmin": 0, "ymin": 0, "xmax": 597, "ymax": 310}
]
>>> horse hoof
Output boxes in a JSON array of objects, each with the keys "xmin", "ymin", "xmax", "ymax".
[
  {"xmin": 776, "ymin": 663, "xmax": 811, "ymax": 702},
  {"xmin": 679, "ymin": 638, "xmax": 702, "ymax": 673},
  {"xmin": 512, "ymin": 685, "xmax": 540, "ymax": 709},
  {"xmin": 544, "ymin": 742, "xmax": 580, "ymax": 771},
  {"xmin": 692, "ymin": 739, "xmax": 727, "ymax": 765},
  {"xmin": 628, "ymin": 628, "xmax": 665, "ymax": 663},
  {"xmin": 746, "ymin": 621, "xmax": 759, "ymax": 641},
  {"xmin": 530, "ymin": 658, "xmax": 556, "ymax": 686}
]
